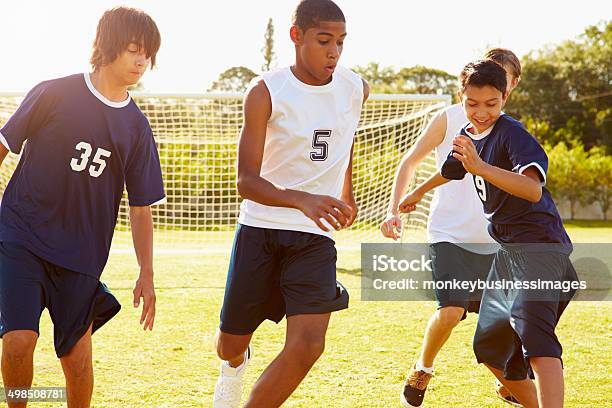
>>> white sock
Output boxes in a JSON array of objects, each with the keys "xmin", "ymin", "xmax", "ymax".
[{"xmin": 416, "ymin": 361, "xmax": 434, "ymax": 374}]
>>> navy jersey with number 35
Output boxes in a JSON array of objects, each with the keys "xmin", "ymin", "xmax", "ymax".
[
  {"xmin": 0, "ymin": 73, "xmax": 165, "ymax": 278},
  {"xmin": 441, "ymin": 115, "xmax": 570, "ymax": 246}
]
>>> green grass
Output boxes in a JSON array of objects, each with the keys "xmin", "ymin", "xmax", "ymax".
[{"xmin": 5, "ymin": 223, "xmax": 612, "ymax": 407}]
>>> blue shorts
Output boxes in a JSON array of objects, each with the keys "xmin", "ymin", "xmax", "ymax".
[
  {"xmin": 0, "ymin": 242, "xmax": 121, "ymax": 357},
  {"xmin": 473, "ymin": 247, "xmax": 577, "ymax": 380},
  {"xmin": 219, "ymin": 224, "xmax": 349, "ymax": 335},
  {"xmin": 429, "ymin": 242, "xmax": 495, "ymax": 319}
]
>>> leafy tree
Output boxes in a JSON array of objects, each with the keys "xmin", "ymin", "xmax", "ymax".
[
  {"xmin": 545, "ymin": 142, "xmax": 590, "ymax": 220},
  {"xmin": 585, "ymin": 147, "xmax": 612, "ymax": 220},
  {"xmin": 353, "ymin": 62, "xmax": 456, "ymax": 96},
  {"xmin": 261, "ymin": 18, "xmax": 276, "ymax": 72},
  {"xmin": 208, "ymin": 66, "xmax": 258, "ymax": 93},
  {"xmin": 507, "ymin": 20, "xmax": 611, "ymax": 151},
  {"xmin": 398, "ymin": 65, "xmax": 457, "ymax": 96},
  {"xmin": 352, "ymin": 62, "xmax": 400, "ymax": 93}
]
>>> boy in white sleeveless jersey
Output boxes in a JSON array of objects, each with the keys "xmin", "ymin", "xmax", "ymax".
[
  {"xmin": 213, "ymin": 1, "xmax": 369, "ymax": 407},
  {"xmin": 381, "ymin": 49, "xmax": 530, "ymax": 407}
]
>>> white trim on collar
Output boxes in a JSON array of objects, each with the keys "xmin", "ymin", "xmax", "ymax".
[
  {"xmin": 464, "ymin": 123, "xmax": 494, "ymax": 140},
  {"xmin": 84, "ymin": 73, "xmax": 131, "ymax": 108}
]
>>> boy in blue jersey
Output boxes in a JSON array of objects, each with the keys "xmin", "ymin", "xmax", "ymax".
[
  {"xmin": 0, "ymin": 7, "xmax": 164, "ymax": 407},
  {"xmin": 399, "ymin": 60, "xmax": 577, "ymax": 407}
]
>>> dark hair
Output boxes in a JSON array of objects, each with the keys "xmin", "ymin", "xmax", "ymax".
[
  {"xmin": 459, "ymin": 59, "xmax": 508, "ymax": 95},
  {"xmin": 483, "ymin": 48, "xmax": 521, "ymax": 79},
  {"xmin": 90, "ymin": 7, "xmax": 161, "ymax": 71},
  {"xmin": 292, "ymin": 0, "xmax": 345, "ymax": 32}
]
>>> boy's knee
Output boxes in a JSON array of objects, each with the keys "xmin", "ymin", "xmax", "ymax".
[
  {"xmin": 215, "ymin": 335, "xmax": 249, "ymax": 361},
  {"xmin": 436, "ymin": 307, "xmax": 464, "ymax": 329},
  {"xmin": 2, "ymin": 331, "xmax": 37, "ymax": 361},
  {"xmin": 285, "ymin": 337, "xmax": 326, "ymax": 367}
]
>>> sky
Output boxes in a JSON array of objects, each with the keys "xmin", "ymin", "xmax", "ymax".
[{"xmin": 1, "ymin": 0, "xmax": 609, "ymax": 93}]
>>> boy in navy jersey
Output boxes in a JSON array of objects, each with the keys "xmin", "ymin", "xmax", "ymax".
[
  {"xmin": 0, "ymin": 7, "xmax": 164, "ymax": 407},
  {"xmin": 399, "ymin": 60, "xmax": 576, "ymax": 407},
  {"xmin": 213, "ymin": 1, "xmax": 368, "ymax": 407}
]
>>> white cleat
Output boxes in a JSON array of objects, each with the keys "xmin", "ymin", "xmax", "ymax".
[{"xmin": 213, "ymin": 345, "xmax": 252, "ymax": 408}]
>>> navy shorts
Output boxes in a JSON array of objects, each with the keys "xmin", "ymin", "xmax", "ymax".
[
  {"xmin": 429, "ymin": 242, "xmax": 495, "ymax": 319},
  {"xmin": 473, "ymin": 247, "xmax": 578, "ymax": 380},
  {"xmin": 0, "ymin": 242, "xmax": 121, "ymax": 357},
  {"xmin": 219, "ymin": 224, "xmax": 349, "ymax": 335}
]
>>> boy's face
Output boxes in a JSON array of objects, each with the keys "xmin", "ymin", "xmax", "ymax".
[
  {"xmin": 292, "ymin": 21, "xmax": 346, "ymax": 83},
  {"xmin": 460, "ymin": 84, "xmax": 507, "ymax": 133},
  {"xmin": 108, "ymin": 42, "xmax": 150, "ymax": 87}
]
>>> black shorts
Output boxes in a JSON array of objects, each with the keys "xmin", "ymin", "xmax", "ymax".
[
  {"xmin": 473, "ymin": 247, "xmax": 578, "ymax": 380},
  {"xmin": 219, "ymin": 224, "xmax": 349, "ymax": 335},
  {"xmin": 429, "ymin": 242, "xmax": 495, "ymax": 319},
  {"xmin": 0, "ymin": 241, "xmax": 121, "ymax": 357}
]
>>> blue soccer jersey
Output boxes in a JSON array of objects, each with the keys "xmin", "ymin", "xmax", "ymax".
[
  {"xmin": 441, "ymin": 114, "xmax": 570, "ymax": 246},
  {"xmin": 0, "ymin": 73, "xmax": 165, "ymax": 278}
]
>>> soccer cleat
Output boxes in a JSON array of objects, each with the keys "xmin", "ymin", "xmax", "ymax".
[
  {"xmin": 213, "ymin": 345, "xmax": 252, "ymax": 408},
  {"xmin": 400, "ymin": 366, "xmax": 433, "ymax": 407},
  {"xmin": 495, "ymin": 379, "xmax": 523, "ymax": 407}
]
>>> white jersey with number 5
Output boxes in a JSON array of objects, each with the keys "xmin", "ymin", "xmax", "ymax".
[
  {"xmin": 427, "ymin": 103, "xmax": 498, "ymax": 252},
  {"xmin": 238, "ymin": 66, "xmax": 364, "ymax": 238}
]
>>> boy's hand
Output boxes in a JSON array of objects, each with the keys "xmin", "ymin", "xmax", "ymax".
[
  {"xmin": 340, "ymin": 192, "xmax": 358, "ymax": 228},
  {"xmin": 133, "ymin": 271, "xmax": 156, "ymax": 331},
  {"xmin": 451, "ymin": 136, "xmax": 488, "ymax": 175},
  {"xmin": 398, "ymin": 190, "xmax": 424, "ymax": 213},
  {"xmin": 380, "ymin": 212, "xmax": 402, "ymax": 241},
  {"xmin": 297, "ymin": 192, "xmax": 354, "ymax": 232}
]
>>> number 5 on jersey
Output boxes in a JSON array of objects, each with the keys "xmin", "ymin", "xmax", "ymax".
[
  {"xmin": 310, "ymin": 130, "xmax": 331, "ymax": 161},
  {"xmin": 70, "ymin": 141, "xmax": 112, "ymax": 178}
]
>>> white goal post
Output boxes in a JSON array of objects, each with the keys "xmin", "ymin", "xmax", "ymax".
[{"xmin": 0, "ymin": 92, "xmax": 450, "ymax": 252}]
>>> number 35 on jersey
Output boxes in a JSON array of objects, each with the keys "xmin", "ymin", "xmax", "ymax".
[{"xmin": 70, "ymin": 141, "xmax": 112, "ymax": 178}]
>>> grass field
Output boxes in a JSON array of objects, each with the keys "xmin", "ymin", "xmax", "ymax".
[{"xmin": 5, "ymin": 222, "xmax": 612, "ymax": 407}]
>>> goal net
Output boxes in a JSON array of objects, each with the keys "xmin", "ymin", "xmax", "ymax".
[{"xmin": 0, "ymin": 92, "xmax": 450, "ymax": 252}]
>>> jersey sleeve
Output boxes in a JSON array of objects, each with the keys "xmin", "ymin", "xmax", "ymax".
[
  {"xmin": 125, "ymin": 125, "xmax": 166, "ymax": 206},
  {"xmin": 0, "ymin": 82, "xmax": 51, "ymax": 154},
  {"xmin": 441, "ymin": 150, "xmax": 468, "ymax": 180},
  {"xmin": 505, "ymin": 125, "xmax": 548, "ymax": 185}
]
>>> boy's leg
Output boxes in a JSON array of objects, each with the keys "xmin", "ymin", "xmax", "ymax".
[
  {"xmin": 214, "ymin": 225, "xmax": 285, "ymax": 408},
  {"xmin": 215, "ymin": 331, "xmax": 253, "ymax": 367},
  {"xmin": 419, "ymin": 243, "xmax": 494, "ymax": 367},
  {"xmin": 510, "ymin": 252, "xmax": 575, "ymax": 408},
  {"xmin": 485, "ymin": 363, "xmax": 538, "ymax": 408},
  {"xmin": 60, "ymin": 325, "xmax": 93, "ymax": 408},
  {"xmin": 243, "ymin": 231, "xmax": 346, "ymax": 407},
  {"xmin": 0, "ymin": 242, "xmax": 48, "ymax": 408},
  {"xmin": 1, "ymin": 330, "xmax": 38, "ymax": 408},
  {"xmin": 419, "ymin": 306, "xmax": 465, "ymax": 367},
  {"xmin": 244, "ymin": 313, "xmax": 330, "ymax": 408},
  {"xmin": 46, "ymin": 264, "xmax": 120, "ymax": 408},
  {"xmin": 530, "ymin": 357, "xmax": 564, "ymax": 408}
]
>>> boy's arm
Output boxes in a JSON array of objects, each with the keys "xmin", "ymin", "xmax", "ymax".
[
  {"xmin": 380, "ymin": 110, "xmax": 446, "ymax": 240},
  {"xmin": 129, "ymin": 205, "xmax": 156, "ymax": 331},
  {"xmin": 452, "ymin": 136, "xmax": 542, "ymax": 202},
  {"xmin": 0, "ymin": 144, "xmax": 9, "ymax": 168},
  {"xmin": 237, "ymin": 80, "xmax": 353, "ymax": 232},
  {"xmin": 398, "ymin": 171, "xmax": 451, "ymax": 213},
  {"xmin": 338, "ymin": 79, "xmax": 370, "ymax": 229},
  {"xmin": 340, "ymin": 144, "xmax": 357, "ymax": 228}
]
